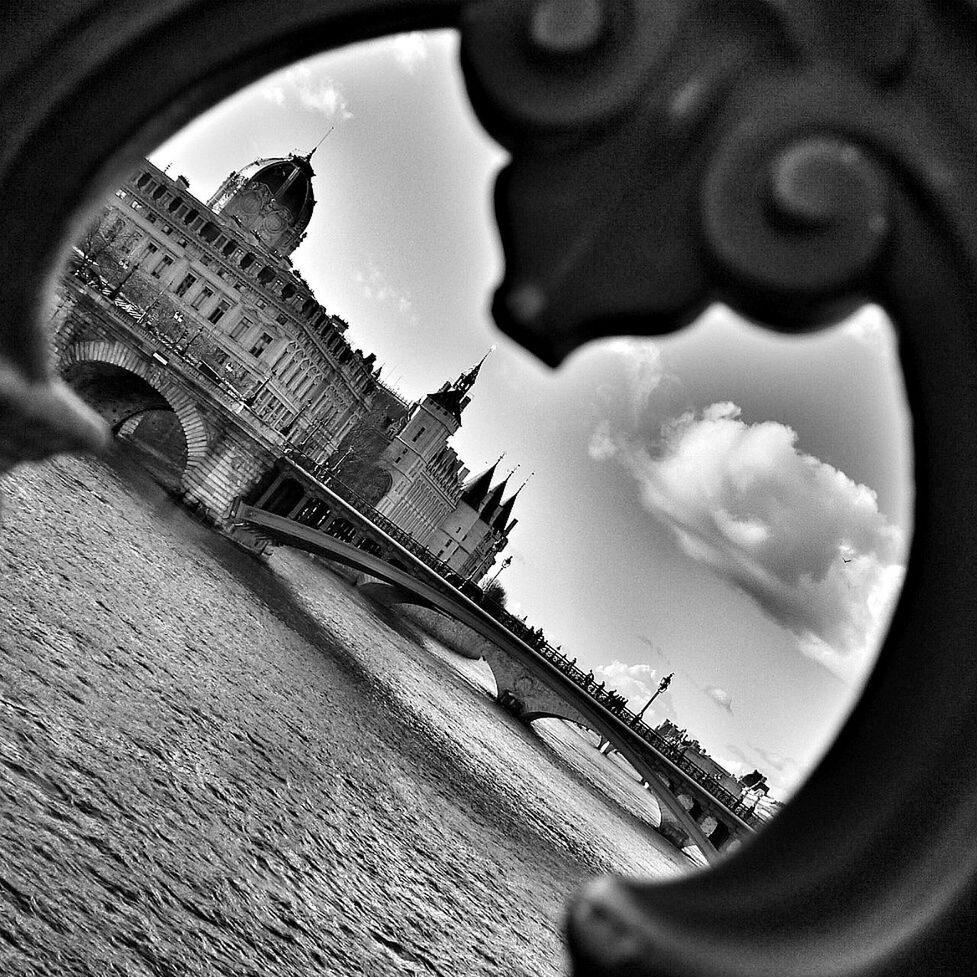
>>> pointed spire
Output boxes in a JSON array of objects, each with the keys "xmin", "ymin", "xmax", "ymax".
[
  {"xmin": 455, "ymin": 345, "xmax": 495, "ymax": 395},
  {"xmin": 304, "ymin": 125, "xmax": 335, "ymax": 163},
  {"xmin": 481, "ymin": 474, "xmax": 510, "ymax": 524},
  {"xmin": 492, "ymin": 471, "xmax": 531, "ymax": 532}
]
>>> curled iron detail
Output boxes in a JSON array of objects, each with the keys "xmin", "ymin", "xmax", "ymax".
[{"xmin": 2, "ymin": 1, "xmax": 977, "ymax": 975}]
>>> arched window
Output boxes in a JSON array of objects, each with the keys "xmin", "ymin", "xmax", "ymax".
[{"xmin": 199, "ymin": 220, "xmax": 219, "ymax": 243}]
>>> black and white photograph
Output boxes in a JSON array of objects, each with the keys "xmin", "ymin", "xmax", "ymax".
[{"xmin": 2, "ymin": 3, "xmax": 975, "ymax": 976}]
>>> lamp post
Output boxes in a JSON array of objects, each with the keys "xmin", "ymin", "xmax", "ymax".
[
  {"xmin": 177, "ymin": 317, "xmax": 207, "ymax": 355},
  {"xmin": 631, "ymin": 672, "xmax": 673, "ymax": 727},
  {"xmin": 324, "ymin": 446, "xmax": 354, "ymax": 485},
  {"xmin": 107, "ymin": 258, "xmax": 138, "ymax": 300},
  {"xmin": 486, "ymin": 555, "xmax": 512, "ymax": 587}
]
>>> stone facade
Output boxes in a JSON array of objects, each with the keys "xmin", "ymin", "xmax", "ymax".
[
  {"xmin": 52, "ymin": 149, "xmax": 523, "ymax": 574},
  {"xmin": 72, "ymin": 155, "xmax": 386, "ymax": 466}
]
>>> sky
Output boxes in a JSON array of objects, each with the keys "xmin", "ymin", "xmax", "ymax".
[{"xmin": 150, "ymin": 30, "xmax": 913, "ymax": 801}]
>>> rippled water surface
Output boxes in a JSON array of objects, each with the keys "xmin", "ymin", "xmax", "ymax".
[{"xmin": 1, "ymin": 451, "xmax": 688, "ymax": 976}]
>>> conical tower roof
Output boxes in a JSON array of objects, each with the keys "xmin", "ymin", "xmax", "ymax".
[
  {"xmin": 492, "ymin": 492, "xmax": 518, "ymax": 532},
  {"xmin": 480, "ymin": 477, "xmax": 509, "ymax": 524},
  {"xmin": 493, "ymin": 473, "xmax": 530, "ymax": 531},
  {"xmin": 427, "ymin": 350, "xmax": 492, "ymax": 423},
  {"xmin": 456, "ymin": 348, "xmax": 492, "ymax": 395},
  {"xmin": 461, "ymin": 461, "xmax": 499, "ymax": 508}
]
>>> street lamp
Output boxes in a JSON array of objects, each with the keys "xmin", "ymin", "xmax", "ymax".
[
  {"xmin": 631, "ymin": 672, "xmax": 673, "ymax": 727},
  {"xmin": 107, "ymin": 258, "xmax": 138, "ymax": 300},
  {"xmin": 486, "ymin": 554, "xmax": 512, "ymax": 587}
]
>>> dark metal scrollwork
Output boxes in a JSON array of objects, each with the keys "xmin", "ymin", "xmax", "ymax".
[
  {"xmin": 2, "ymin": 1, "xmax": 977, "ymax": 975},
  {"xmin": 459, "ymin": 1, "xmax": 977, "ymax": 974}
]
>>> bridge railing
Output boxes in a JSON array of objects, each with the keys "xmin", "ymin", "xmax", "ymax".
[{"xmin": 283, "ymin": 461, "xmax": 763, "ymax": 826}]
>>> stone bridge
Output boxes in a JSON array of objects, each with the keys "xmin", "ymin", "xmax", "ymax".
[
  {"xmin": 48, "ymin": 275, "xmax": 760, "ymax": 860},
  {"xmin": 231, "ymin": 468, "xmax": 759, "ymax": 862},
  {"xmin": 51, "ymin": 278, "xmax": 280, "ymax": 521}
]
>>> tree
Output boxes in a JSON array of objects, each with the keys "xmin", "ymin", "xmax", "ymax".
[
  {"xmin": 483, "ymin": 579, "xmax": 507, "ymax": 608},
  {"xmin": 74, "ymin": 208, "xmax": 129, "ymax": 284}
]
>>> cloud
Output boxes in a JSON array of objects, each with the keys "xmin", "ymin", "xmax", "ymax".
[
  {"xmin": 602, "ymin": 338, "xmax": 677, "ymax": 424},
  {"xmin": 588, "ymin": 421, "xmax": 617, "ymax": 461},
  {"xmin": 260, "ymin": 64, "xmax": 353, "ymax": 121},
  {"xmin": 263, "ymin": 84, "xmax": 286, "ymax": 106},
  {"xmin": 593, "ymin": 401, "xmax": 906, "ymax": 682},
  {"xmin": 840, "ymin": 304, "xmax": 893, "ymax": 352},
  {"xmin": 389, "ymin": 32, "xmax": 430, "ymax": 73},
  {"xmin": 704, "ymin": 686, "xmax": 733, "ymax": 713},
  {"xmin": 591, "ymin": 661, "xmax": 678, "ymax": 724},
  {"xmin": 591, "ymin": 660, "xmax": 658, "ymax": 704},
  {"xmin": 636, "ymin": 635, "xmax": 671, "ymax": 668}
]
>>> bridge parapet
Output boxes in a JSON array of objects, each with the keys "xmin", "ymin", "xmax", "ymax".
[{"xmin": 230, "ymin": 493, "xmax": 759, "ymax": 861}]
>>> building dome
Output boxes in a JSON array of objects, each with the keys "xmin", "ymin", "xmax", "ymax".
[{"xmin": 207, "ymin": 153, "xmax": 316, "ymax": 256}]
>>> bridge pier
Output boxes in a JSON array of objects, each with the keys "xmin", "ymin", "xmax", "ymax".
[
  {"xmin": 597, "ymin": 736, "xmax": 614, "ymax": 755},
  {"xmin": 708, "ymin": 820, "xmax": 733, "ymax": 850},
  {"xmin": 54, "ymin": 312, "xmax": 281, "ymax": 527},
  {"xmin": 718, "ymin": 834, "xmax": 743, "ymax": 855},
  {"xmin": 284, "ymin": 491, "xmax": 311, "ymax": 520},
  {"xmin": 497, "ymin": 690, "xmax": 526, "ymax": 716},
  {"xmin": 174, "ymin": 428, "xmax": 272, "ymax": 524},
  {"xmin": 656, "ymin": 816, "xmax": 693, "ymax": 850}
]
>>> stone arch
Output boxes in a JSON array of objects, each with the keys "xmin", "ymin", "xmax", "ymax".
[
  {"xmin": 516, "ymin": 706, "xmax": 720, "ymax": 860},
  {"xmin": 60, "ymin": 340, "xmax": 209, "ymax": 470},
  {"xmin": 475, "ymin": 657, "xmax": 724, "ymax": 861}
]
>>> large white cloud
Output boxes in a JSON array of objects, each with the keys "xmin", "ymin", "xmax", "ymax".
[
  {"xmin": 592, "ymin": 660, "xmax": 657, "ymax": 702},
  {"xmin": 593, "ymin": 401, "xmax": 906, "ymax": 681}
]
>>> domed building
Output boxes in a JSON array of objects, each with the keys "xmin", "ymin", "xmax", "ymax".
[
  {"xmin": 52, "ymin": 143, "xmax": 523, "ymax": 577},
  {"xmin": 207, "ymin": 152, "xmax": 316, "ymax": 256},
  {"xmin": 53, "ymin": 145, "xmax": 388, "ymax": 481}
]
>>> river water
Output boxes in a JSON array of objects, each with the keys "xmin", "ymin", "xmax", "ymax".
[{"xmin": 0, "ymin": 450, "xmax": 690, "ymax": 977}]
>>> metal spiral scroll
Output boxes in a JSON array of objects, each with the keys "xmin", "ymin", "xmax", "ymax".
[{"xmin": 2, "ymin": 0, "xmax": 977, "ymax": 974}]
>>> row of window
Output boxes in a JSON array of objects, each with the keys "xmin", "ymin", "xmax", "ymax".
[
  {"xmin": 134, "ymin": 179, "xmax": 369, "ymax": 386},
  {"xmin": 134, "ymin": 170, "xmax": 330, "ymax": 326},
  {"xmin": 138, "ymin": 239, "xmax": 278, "ymax": 360},
  {"xmin": 128, "ymin": 178, "xmax": 378, "ymax": 395}
]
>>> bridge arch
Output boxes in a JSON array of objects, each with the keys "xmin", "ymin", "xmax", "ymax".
[
  {"xmin": 495, "ymin": 692, "xmax": 721, "ymax": 860},
  {"xmin": 61, "ymin": 340, "xmax": 210, "ymax": 470},
  {"xmin": 230, "ymin": 502, "xmax": 747, "ymax": 862}
]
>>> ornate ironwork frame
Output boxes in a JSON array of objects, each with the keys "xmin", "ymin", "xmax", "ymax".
[{"xmin": 2, "ymin": 1, "xmax": 976, "ymax": 974}]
